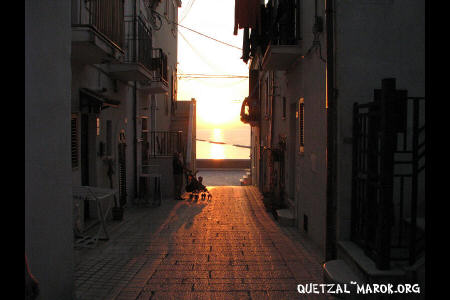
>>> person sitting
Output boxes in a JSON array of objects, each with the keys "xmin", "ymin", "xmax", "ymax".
[
  {"xmin": 185, "ymin": 173, "xmax": 210, "ymax": 201},
  {"xmin": 196, "ymin": 176, "xmax": 207, "ymax": 192},
  {"xmin": 185, "ymin": 175, "xmax": 199, "ymax": 193},
  {"xmin": 196, "ymin": 176, "xmax": 212, "ymax": 201}
]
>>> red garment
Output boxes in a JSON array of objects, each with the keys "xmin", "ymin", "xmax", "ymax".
[{"xmin": 234, "ymin": 0, "xmax": 261, "ymax": 35}]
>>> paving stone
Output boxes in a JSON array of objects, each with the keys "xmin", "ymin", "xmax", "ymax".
[
  {"xmin": 150, "ymin": 291, "xmax": 250, "ymax": 300},
  {"xmin": 74, "ymin": 186, "xmax": 326, "ymax": 299}
]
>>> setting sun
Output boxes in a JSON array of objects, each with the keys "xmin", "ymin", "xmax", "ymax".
[
  {"xmin": 197, "ymin": 97, "xmax": 240, "ymax": 127},
  {"xmin": 176, "ymin": 0, "xmax": 250, "ymax": 159},
  {"xmin": 177, "ymin": 0, "xmax": 249, "ymax": 130}
]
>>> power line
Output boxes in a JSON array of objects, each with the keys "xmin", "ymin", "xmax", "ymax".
[
  {"xmin": 151, "ymin": 10, "xmax": 242, "ymax": 50},
  {"xmin": 178, "ymin": 76, "xmax": 248, "ymax": 79},
  {"xmin": 178, "ymin": 73, "xmax": 248, "ymax": 77},
  {"xmin": 177, "ymin": 23, "xmax": 242, "ymax": 50},
  {"xmin": 179, "ymin": 31, "xmax": 224, "ymax": 72},
  {"xmin": 178, "ymin": 76, "xmax": 248, "ymax": 78},
  {"xmin": 179, "ymin": 0, "xmax": 196, "ymax": 23}
]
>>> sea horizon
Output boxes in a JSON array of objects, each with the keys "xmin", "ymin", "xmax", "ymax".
[{"xmin": 196, "ymin": 127, "xmax": 250, "ymax": 160}]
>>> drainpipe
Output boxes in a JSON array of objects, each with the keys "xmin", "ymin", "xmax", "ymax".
[
  {"xmin": 268, "ymin": 71, "xmax": 275, "ymax": 192},
  {"xmin": 151, "ymin": 95, "xmax": 157, "ymax": 131},
  {"xmin": 325, "ymin": 0, "xmax": 337, "ymax": 261},
  {"xmin": 133, "ymin": 0, "xmax": 138, "ymax": 198}
]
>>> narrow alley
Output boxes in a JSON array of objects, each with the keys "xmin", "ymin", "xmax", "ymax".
[{"xmin": 74, "ymin": 186, "xmax": 327, "ymax": 300}]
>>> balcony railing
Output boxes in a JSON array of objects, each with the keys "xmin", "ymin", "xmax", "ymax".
[
  {"xmin": 351, "ymin": 78, "xmax": 425, "ymax": 269},
  {"xmin": 72, "ymin": 0, "xmax": 124, "ymax": 49},
  {"xmin": 124, "ymin": 16, "xmax": 152, "ymax": 71},
  {"xmin": 151, "ymin": 48, "xmax": 168, "ymax": 86},
  {"xmin": 148, "ymin": 131, "xmax": 183, "ymax": 157},
  {"xmin": 264, "ymin": 0, "xmax": 301, "ymax": 46}
]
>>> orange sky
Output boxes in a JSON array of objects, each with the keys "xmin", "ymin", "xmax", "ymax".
[{"xmin": 176, "ymin": 0, "xmax": 250, "ymax": 130}]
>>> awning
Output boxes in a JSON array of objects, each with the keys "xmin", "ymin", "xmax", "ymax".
[{"xmin": 80, "ymin": 88, "xmax": 121, "ymax": 112}]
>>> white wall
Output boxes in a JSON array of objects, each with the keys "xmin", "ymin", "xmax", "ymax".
[
  {"xmin": 150, "ymin": 0, "xmax": 180, "ymax": 132},
  {"xmin": 281, "ymin": 0, "xmax": 328, "ymax": 257}
]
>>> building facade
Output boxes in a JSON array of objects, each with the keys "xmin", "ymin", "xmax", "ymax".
[
  {"xmin": 70, "ymin": 0, "xmax": 186, "ymax": 229},
  {"xmin": 237, "ymin": 0, "xmax": 425, "ymax": 295},
  {"xmin": 26, "ymin": 1, "xmax": 192, "ymax": 298},
  {"xmin": 25, "ymin": 1, "xmax": 73, "ymax": 299}
]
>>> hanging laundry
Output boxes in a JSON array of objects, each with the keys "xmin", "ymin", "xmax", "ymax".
[
  {"xmin": 234, "ymin": 0, "xmax": 261, "ymax": 35},
  {"xmin": 242, "ymin": 27, "xmax": 250, "ymax": 63}
]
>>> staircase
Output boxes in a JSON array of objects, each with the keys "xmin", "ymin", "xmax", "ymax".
[{"xmin": 239, "ymin": 169, "xmax": 251, "ymax": 186}]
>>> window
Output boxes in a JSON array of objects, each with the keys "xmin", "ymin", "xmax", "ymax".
[
  {"xmin": 295, "ymin": 0, "xmax": 301, "ymax": 41},
  {"xmin": 141, "ymin": 118, "xmax": 149, "ymax": 160},
  {"xmin": 96, "ymin": 117, "xmax": 100, "ymax": 136},
  {"xmin": 264, "ymin": 78, "xmax": 269, "ymax": 118},
  {"xmin": 71, "ymin": 114, "xmax": 79, "ymax": 168},
  {"xmin": 171, "ymin": 69, "xmax": 178, "ymax": 114},
  {"xmin": 165, "ymin": 0, "xmax": 169, "ymax": 16},
  {"xmin": 106, "ymin": 120, "xmax": 112, "ymax": 156},
  {"xmin": 171, "ymin": 1, "xmax": 176, "ymax": 32},
  {"xmin": 172, "ymin": 70, "xmax": 177, "ymax": 102},
  {"xmin": 299, "ymin": 97, "xmax": 304, "ymax": 153},
  {"xmin": 165, "ymin": 94, "xmax": 169, "ymax": 115}
]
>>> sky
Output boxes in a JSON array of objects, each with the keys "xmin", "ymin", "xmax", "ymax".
[{"xmin": 176, "ymin": 0, "xmax": 250, "ymax": 130}]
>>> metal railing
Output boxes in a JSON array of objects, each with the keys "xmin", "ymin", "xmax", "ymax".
[
  {"xmin": 72, "ymin": 0, "xmax": 125, "ymax": 49},
  {"xmin": 351, "ymin": 78, "xmax": 425, "ymax": 269},
  {"xmin": 265, "ymin": 0, "xmax": 301, "ymax": 46},
  {"xmin": 151, "ymin": 48, "xmax": 168, "ymax": 86},
  {"xmin": 123, "ymin": 16, "xmax": 153, "ymax": 71},
  {"xmin": 149, "ymin": 131, "xmax": 183, "ymax": 157}
]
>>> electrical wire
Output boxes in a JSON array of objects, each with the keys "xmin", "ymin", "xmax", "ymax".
[
  {"xmin": 179, "ymin": 0, "xmax": 192, "ymax": 20},
  {"xmin": 151, "ymin": 9, "xmax": 242, "ymax": 50},
  {"xmin": 179, "ymin": 0, "xmax": 196, "ymax": 23},
  {"xmin": 178, "ymin": 73, "xmax": 248, "ymax": 78},
  {"xmin": 179, "ymin": 73, "xmax": 248, "ymax": 76},
  {"xmin": 178, "ymin": 76, "xmax": 247, "ymax": 78},
  {"xmin": 177, "ymin": 23, "xmax": 242, "ymax": 50},
  {"xmin": 179, "ymin": 30, "xmax": 225, "ymax": 72},
  {"xmin": 301, "ymin": 26, "xmax": 327, "ymax": 63}
]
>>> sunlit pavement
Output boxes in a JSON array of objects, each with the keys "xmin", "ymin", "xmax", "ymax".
[{"xmin": 74, "ymin": 186, "xmax": 330, "ymax": 300}]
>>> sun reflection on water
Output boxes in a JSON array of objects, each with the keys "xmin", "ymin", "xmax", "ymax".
[{"xmin": 210, "ymin": 128, "xmax": 225, "ymax": 159}]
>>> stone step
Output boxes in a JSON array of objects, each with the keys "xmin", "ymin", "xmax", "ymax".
[
  {"xmin": 275, "ymin": 209, "xmax": 294, "ymax": 227},
  {"xmin": 322, "ymin": 259, "xmax": 363, "ymax": 299}
]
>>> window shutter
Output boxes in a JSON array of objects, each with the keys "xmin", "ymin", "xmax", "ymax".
[
  {"xmin": 71, "ymin": 114, "xmax": 79, "ymax": 168},
  {"xmin": 299, "ymin": 98, "xmax": 304, "ymax": 153}
]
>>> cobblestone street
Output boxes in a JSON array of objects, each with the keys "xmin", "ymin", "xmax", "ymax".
[{"xmin": 74, "ymin": 186, "xmax": 329, "ymax": 300}]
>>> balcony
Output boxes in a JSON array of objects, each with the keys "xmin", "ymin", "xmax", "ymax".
[
  {"xmin": 139, "ymin": 48, "xmax": 169, "ymax": 93},
  {"xmin": 260, "ymin": 0, "xmax": 302, "ymax": 70},
  {"xmin": 71, "ymin": 0, "xmax": 125, "ymax": 64},
  {"xmin": 351, "ymin": 79, "xmax": 425, "ymax": 270},
  {"xmin": 261, "ymin": 43, "xmax": 302, "ymax": 71},
  {"xmin": 107, "ymin": 17, "xmax": 153, "ymax": 82},
  {"xmin": 147, "ymin": 131, "xmax": 183, "ymax": 158}
]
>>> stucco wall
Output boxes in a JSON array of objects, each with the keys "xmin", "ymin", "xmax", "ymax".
[
  {"xmin": 287, "ymin": 56, "xmax": 327, "ymax": 256},
  {"xmin": 334, "ymin": 0, "xmax": 426, "ymax": 241},
  {"xmin": 25, "ymin": 1, "xmax": 73, "ymax": 299}
]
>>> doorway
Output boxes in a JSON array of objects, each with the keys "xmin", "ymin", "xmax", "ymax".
[{"xmin": 80, "ymin": 114, "xmax": 91, "ymax": 220}]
